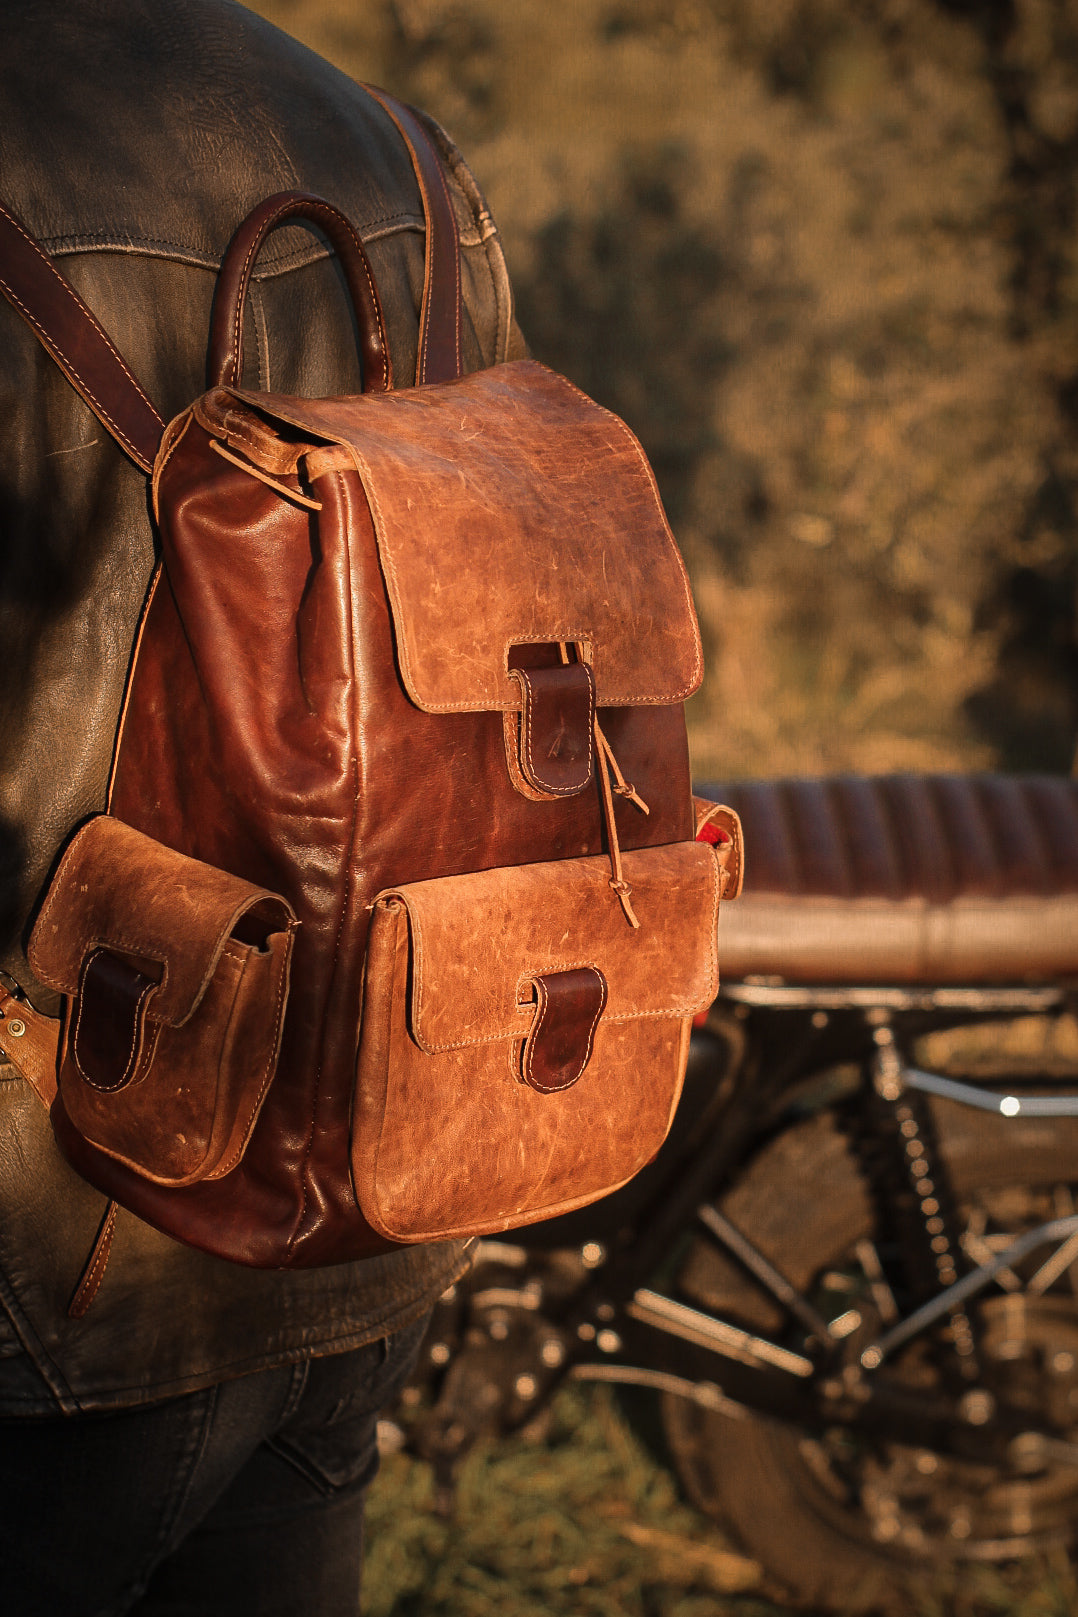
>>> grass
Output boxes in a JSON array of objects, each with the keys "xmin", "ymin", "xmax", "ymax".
[
  {"xmin": 363, "ymin": 1382, "xmax": 775, "ymax": 1617},
  {"xmin": 364, "ymin": 1380, "xmax": 1078, "ymax": 1617}
]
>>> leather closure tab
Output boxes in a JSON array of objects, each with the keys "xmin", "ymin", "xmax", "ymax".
[
  {"xmin": 510, "ymin": 663, "xmax": 595, "ymax": 798},
  {"xmin": 72, "ymin": 948, "xmax": 162, "ymax": 1093},
  {"xmin": 521, "ymin": 966, "xmax": 607, "ymax": 1094},
  {"xmin": 0, "ymin": 981, "xmax": 60, "ymax": 1109}
]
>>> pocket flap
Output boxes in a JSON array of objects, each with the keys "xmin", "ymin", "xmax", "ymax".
[
  {"xmin": 29, "ymin": 816, "xmax": 296, "ymax": 1027},
  {"xmin": 229, "ymin": 360, "xmax": 703, "ymax": 712},
  {"xmin": 374, "ymin": 839, "xmax": 720, "ymax": 1054}
]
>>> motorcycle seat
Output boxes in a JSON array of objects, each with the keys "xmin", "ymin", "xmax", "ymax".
[{"xmin": 696, "ymin": 773, "xmax": 1078, "ymax": 985}]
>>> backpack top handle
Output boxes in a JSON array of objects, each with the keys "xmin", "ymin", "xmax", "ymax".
[
  {"xmin": 207, "ymin": 190, "xmax": 394, "ymax": 394},
  {"xmin": 203, "ymin": 85, "xmax": 466, "ymax": 397}
]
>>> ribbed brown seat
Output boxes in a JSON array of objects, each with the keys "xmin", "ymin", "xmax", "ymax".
[{"xmin": 697, "ymin": 775, "xmax": 1078, "ymax": 984}]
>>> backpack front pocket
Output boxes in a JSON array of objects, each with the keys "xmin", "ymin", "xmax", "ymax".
[
  {"xmin": 351, "ymin": 839, "xmax": 722, "ymax": 1242},
  {"xmin": 29, "ymin": 816, "xmax": 296, "ymax": 1186}
]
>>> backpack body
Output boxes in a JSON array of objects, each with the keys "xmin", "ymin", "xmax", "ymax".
[
  {"xmin": 5, "ymin": 100, "xmax": 737, "ymax": 1272},
  {"xmin": 36, "ymin": 361, "xmax": 724, "ymax": 1267}
]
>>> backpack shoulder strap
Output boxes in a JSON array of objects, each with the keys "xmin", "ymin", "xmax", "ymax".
[
  {"xmin": 362, "ymin": 86, "xmax": 464, "ymax": 385},
  {"xmin": 0, "ymin": 202, "xmax": 164, "ymax": 473}
]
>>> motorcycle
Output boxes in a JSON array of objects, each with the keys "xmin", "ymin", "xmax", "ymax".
[{"xmin": 391, "ymin": 771, "xmax": 1078, "ymax": 1613}]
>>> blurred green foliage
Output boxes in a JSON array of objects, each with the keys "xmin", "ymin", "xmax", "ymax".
[{"xmin": 250, "ymin": 0, "xmax": 1078, "ymax": 780}]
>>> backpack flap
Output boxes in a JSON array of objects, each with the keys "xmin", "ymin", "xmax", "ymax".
[
  {"xmin": 227, "ymin": 358, "xmax": 703, "ymax": 803},
  {"xmin": 351, "ymin": 838, "xmax": 721, "ymax": 1242},
  {"xmin": 29, "ymin": 816, "xmax": 296, "ymax": 1187}
]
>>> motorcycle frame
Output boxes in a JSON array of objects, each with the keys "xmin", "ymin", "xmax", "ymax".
[{"xmin": 417, "ymin": 977, "xmax": 1078, "ymax": 1476}]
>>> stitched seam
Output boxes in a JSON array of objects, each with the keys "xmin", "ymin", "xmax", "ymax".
[
  {"xmin": 388, "ymin": 844, "xmax": 719, "ymax": 1050},
  {"xmin": 696, "ymin": 801, "xmax": 744, "ymax": 895},
  {"xmin": 403, "ymin": 960, "xmax": 698, "ymax": 1051},
  {"xmin": 150, "ymin": 410, "xmax": 193, "ymax": 522},
  {"xmin": 293, "ymin": 472, "xmax": 360, "ymax": 1250},
  {"xmin": 0, "ymin": 279, "xmax": 152, "ymax": 468},
  {"xmin": 358, "ymin": 407, "xmax": 687, "ymax": 716},
  {"xmin": 1, "ymin": 212, "xmax": 163, "ymax": 414},
  {"xmin": 426, "ymin": 141, "xmax": 462, "ymax": 379},
  {"xmin": 42, "ymin": 215, "xmax": 420, "ymax": 261},
  {"xmin": 523, "ymin": 974, "xmax": 549, "ymax": 1086},
  {"xmin": 68, "ymin": 1202, "xmax": 117, "ymax": 1316},
  {"xmin": 33, "ymin": 840, "xmax": 286, "ymax": 1007},
  {"xmin": 210, "ymin": 925, "xmax": 295, "ymax": 1180},
  {"xmin": 227, "ymin": 201, "xmax": 391, "ymax": 393},
  {"xmin": 502, "ymin": 709, "xmax": 551, "ymax": 801},
  {"xmin": 365, "ymin": 87, "xmax": 461, "ymax": 383}
]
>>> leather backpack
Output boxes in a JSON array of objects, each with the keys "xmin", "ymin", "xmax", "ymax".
[{"xmin": 0, "ymin": 89, "xmax": 741, "ymax": 1273}]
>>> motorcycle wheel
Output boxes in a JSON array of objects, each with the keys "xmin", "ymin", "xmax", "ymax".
[{"xmin": 663, "ymin": 1099, "xmax": 1078, "ymax": 1613}]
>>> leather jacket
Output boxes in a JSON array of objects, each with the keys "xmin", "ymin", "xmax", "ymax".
[{"xmin": 0, "ymin": 0, "xmax": 524, "ymax": 1413}]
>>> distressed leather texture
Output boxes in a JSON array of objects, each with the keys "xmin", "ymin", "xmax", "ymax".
[
  {"xmin": 700, "ymin": 773, "xmax": 1078, "ymax": 983},
  {"xmin": 0, "ymin": 0, "xmax": 521, "ymax": 1413},
  {"xmin": 375, "ymin": 842, "xmax": 719, "ymax": 1051},
  {"xmin": 29, "ymin": 815, "xmax": 294, "ymax": 1022},
  {"xmin": 89, "ymin": 327, "xmax": 703, "ymax": 1267},
  {"xmin": 29, "ymin": 816, "xmax": 295, "ymax": 1186},
  {"xmin": 351, "ymin": 844, "xmax": 718, "ymax": 1239},
  {"xmin": 220, "ymin": 361, "xmax": 704, "ymax": 713}
]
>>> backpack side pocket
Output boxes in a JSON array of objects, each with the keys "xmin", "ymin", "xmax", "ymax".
[{"xmin": 29, "ymin": 816, "xmax": 296, "ymax": 1185}]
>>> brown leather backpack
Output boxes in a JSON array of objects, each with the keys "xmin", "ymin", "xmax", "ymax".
[{"xmin": 0, "ymin": 89, "xmax": 741, "ymax": 1271}]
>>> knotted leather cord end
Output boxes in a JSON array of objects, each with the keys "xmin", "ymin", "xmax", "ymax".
[
  {"xmin": 594, "ymin": 718, "xmax": 650, "ymax": 817},
  {"xmin": 609, "ymin": 878, "xmax": 640, "ymax": 930},
  {"xmin": 614, "ymin": 781, "xmax": 650, "ymax": 814},
  {"xmin": 67, "ymin": 1200, "xmax": 118, "ymax": 1319}
]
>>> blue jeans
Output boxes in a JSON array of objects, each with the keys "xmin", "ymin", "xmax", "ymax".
[{"xmin": 0, "ymin": 1314, "xmax": 428, "ymax": 1617}]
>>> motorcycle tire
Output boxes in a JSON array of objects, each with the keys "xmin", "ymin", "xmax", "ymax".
[{"xmin": 663, "ymin": 1097, "xmax": 1078, "ymax": 1613}]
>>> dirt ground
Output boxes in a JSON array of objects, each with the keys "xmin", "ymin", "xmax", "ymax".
[{"xmin": 251, "ymin": 0, "xmax": 1078, "ymax": 782}]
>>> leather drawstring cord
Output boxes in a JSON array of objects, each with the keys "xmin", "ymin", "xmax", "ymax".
[
  {"xmin": 593, "ymin": 715, "xmax": 649, "ymax": 929},
  {"xmin": 554, "ymin": 644, "xmax": 649, "ymax": 927},
  {"xmin": 595, "ymin": 722, "xmax": 650, "ymax": 816},
  {"xmin": 209, "ymin": 439, "xmax": 323, "ymax": 510}
]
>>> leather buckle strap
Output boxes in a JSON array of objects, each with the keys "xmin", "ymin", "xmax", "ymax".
[{"xmin": 0, "ymin": 978, "xmax": 59, "ymax": 1110}]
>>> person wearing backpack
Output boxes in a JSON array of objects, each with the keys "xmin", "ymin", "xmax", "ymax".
[{"xmin": 0, "ymin": 3, "xmax": 524, "ymax": 1611}]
